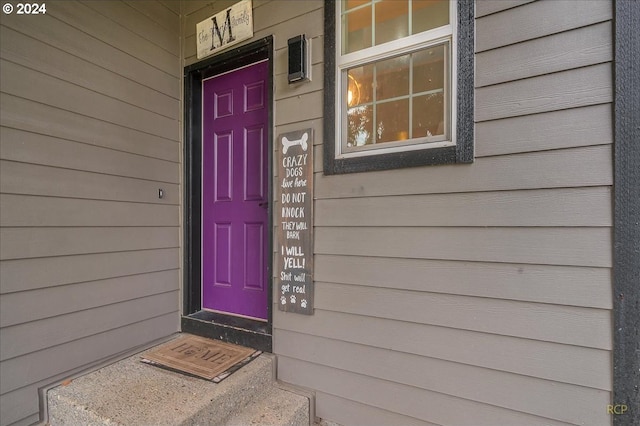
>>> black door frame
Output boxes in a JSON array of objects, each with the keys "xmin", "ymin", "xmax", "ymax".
[{"xmin": 182, "ymin": 37, "xmax": 274, "ymax": 352}]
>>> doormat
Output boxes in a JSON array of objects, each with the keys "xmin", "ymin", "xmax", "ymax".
[{"xmin": 141, "ymin": 334, "xmax": 260, "ymax": 382}]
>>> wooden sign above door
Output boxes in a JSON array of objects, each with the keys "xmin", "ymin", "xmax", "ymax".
[{"xmin": 196, "ymin": 0, "xmax": 254, "ymax": 60}]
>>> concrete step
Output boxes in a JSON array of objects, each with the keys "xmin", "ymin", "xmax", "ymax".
[
  {"xmin": 224, "ymin": 386, "xmax": 309, "ymax": 426},
  {"xmin": 47, "ymin": 336, "xmax": 310, "ymax": 426}
]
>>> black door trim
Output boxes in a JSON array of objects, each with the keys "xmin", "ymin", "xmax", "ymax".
[{"xmin": 183, "ymin": 37, "xmax": 274, "ymax": 352}]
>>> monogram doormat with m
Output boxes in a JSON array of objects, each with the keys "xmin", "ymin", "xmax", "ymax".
[{"xmin": 141, "ymin": 334, "xmax": 260, "ymax": 382}]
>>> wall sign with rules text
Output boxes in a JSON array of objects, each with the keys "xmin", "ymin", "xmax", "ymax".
[{"xmin": 277, "ymin": 129, "xmax": 314, "ymax": 315}]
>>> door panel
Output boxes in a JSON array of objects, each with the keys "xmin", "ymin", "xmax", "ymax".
[{"xmin": 202, "ymin": 60, "xmax": 269, "ymax": 320}]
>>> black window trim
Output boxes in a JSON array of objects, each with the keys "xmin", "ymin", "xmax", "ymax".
[{"xmin": 323, "ymin": 0, "xmax": 474, "ymax": 174}]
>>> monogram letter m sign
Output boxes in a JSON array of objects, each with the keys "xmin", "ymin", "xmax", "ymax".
[{"xmin": 196, "ymin": 0, "xmax": 254, "ymax": 59}]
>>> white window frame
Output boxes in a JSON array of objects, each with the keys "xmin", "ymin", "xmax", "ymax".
[{"xmin": 334, "ymin": 0, "xmax": 458, "ymax": 159}]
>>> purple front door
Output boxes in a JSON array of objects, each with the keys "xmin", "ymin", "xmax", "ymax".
[{"xmin": 202, "ymin": 60, "xmax": 269, "ymax": 320}]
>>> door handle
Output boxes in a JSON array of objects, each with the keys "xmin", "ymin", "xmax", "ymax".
[{"xmin": 259, "ymin": 202, "xmax": 269, "ymax": 208}]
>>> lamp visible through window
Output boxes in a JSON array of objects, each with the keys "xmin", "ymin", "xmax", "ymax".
[{"xmin": 347, "ymin": 73, "xmax": 360, "ymax": 107}]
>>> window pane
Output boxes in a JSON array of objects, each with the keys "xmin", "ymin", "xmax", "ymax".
[
  {"xmin": 343, "ymin": 0, "xmax": 369, "ymax": 12},
  {"xmin": 343, "ymin": 6, "xmax": 372, "ymax": 54},
  {"xmin": 412, "ymin": 44, "xmax": 446, "ymax": 94},
  {"xmin": 344, "ymin": 42, "xmax": 449, "ymax": 149},
  {"xmin": 376, "ymin": 55, "xmax": 409, "ymax": 101},
  {"xmin": 412, "ymin": 0, "xmax": 449, "ymax": 34},
  {"xmin": 375, "ymin": 0, "xmax": 409, "ymax": 46},
  {"xmin": 347, "ymin": 105, "xmax": 374, "ymax": 147},
  {"xmin": 347, "ymin": 64, "xmax": 374, "ymax": 107},
  {"xmin": 412, "ymin": 93, "xmax": 445, "ymax": 138},
  {"xmin": 376, "ymin": 99, "xmax": 409, "ymax": 143}
]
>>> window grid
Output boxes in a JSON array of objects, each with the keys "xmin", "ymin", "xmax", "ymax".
[
  {"xmin": 344, "ymin": 43, "xmax": 450, "ymax": 151},
  {"xmin": 408, "ymin": 50, "xmax": 414, "ymax": 142},
  {"xmin": 337, "ymin": 1, "xmax": 454, "ymax": 157},
  {"xmin": 341, "ymin": 0, "xmax": 428, "ymax": 54}
]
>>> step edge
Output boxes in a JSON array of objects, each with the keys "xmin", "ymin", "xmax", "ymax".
[
  {"xmin": 223, "ymin": 385, "xmax": 310, "ymax": 426},
  {"xmin": 275, "ymin": 380, "xmax": 316, "ymax": 424}
]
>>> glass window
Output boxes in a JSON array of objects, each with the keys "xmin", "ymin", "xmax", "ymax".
[
  {"xmin": 324, "ymin": 0, "xmax": 474, "ymax": 174},
  {"xmin": 341, "ymin": 0, "xmax": 450, "ymax": 54},
  {"xmin": 337, "ymin": 0, "xmax": 454, "ymax": 158},
  {"xmin": 344, "ymin": 44, "xmax": 448, "ymax": 151}
]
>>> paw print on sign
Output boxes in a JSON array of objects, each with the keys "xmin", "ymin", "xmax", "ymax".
[
  {"xmin": 300, "ymin": 299, "xmax": 307, "ymax": 308},
  {"xmin": 290, "ymin": 295, "xmax": 296, "ymax": 304},
  {"xmin": 280, "ymin": 296, "xmax": 286, "ymax": 305}
]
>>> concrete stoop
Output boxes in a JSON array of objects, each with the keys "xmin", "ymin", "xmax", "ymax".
[{"xmin": 47, "ymin": 342, "xmax": 310, "ymax": 426}]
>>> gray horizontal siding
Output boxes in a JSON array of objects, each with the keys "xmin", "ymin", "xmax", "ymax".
[
  {"xmin": 127, "ymin": 1, "xmax": 180, "ymax": 32},
  {"xmin": 476, "ymin": 21, "xmax": 612, "ymax": 88},
  {"xmin": 86, "ymin": 0, "xmax": 180, "ymax": 57},
  {"xmin": 316, "ymin": 392, "xmax": 438, "ymax": 426},
  {"xmin": 276, "ymin": 309, "xmax": 611, "ymax": 390},
  {"xmin": 0, "ymin": 292, "xmax": 178, "ymax": 365},
  {"xmin": 315, "ymin": 145, "xmax": 612, "ymax": 198},
  {"xmin": 315, "ymin": 226, "xmax": 611, "ymax": 267},
  {"xmin": 311, "ymin": 282, "xmax": 611, "ymax": 349},
  {"xmin": 49, "ymin": 0, "xmax": 178, "ymax": 76},
  {"xmin": 0, "ymin": 270, "xmax": 179, "ymax": 327},
  {"xmin": 0, "ymin": 127, "xmax": 179, "ymax": 183},
  {"xmin": 0, "ymin": 248, "xmax": 179, "ymax": 293},
  {"xmin": 315, "ymin": 187, "xmax": 612, "ymax": 227},
  {"xmin": 276, "ymin": 90, "xmax": 324, "ymax": 126},
  {"xmin": 0, "ymin": 59, "xmax": 178, "ymax": 140},
  {"xmin": 0, "ymin": 26, "xmax": 178, "ymax": 119},
  {"xmin": 475, "ymin": 0, "xmax": 611, "ymax": 52},
  {"xmin": 279, "ymin": 355, "xmax": 579, "ymax": 426},
  {"xmin": 277, "ymin": 330, "xmax": 609, "ymax": 424},
  {"xmin": 0, "ymin": 160, "xmax": 180, "ymax": 204},
  {"xmin": 475, "ymin": 0, "xmax": 536, "ymax": 18},
  {"xmin": 0, "ymin": 10, "xmax": 178, "ymax": 98},
  {"xmin": 1, "ymin": 386, "xmax": 39, "ymax": 426},
  {"xmin": 0, "ymin": 1, "xmax": 181, "ymax": 424},
  {"xmin": 476, "ymin": 63, "xmax": 612, "ymax": 122},
  {"xmin": 314, "ymin": 255, "xmax": 612, "ymax": 309},
  {"xmin": 1, "ymin": 95, "xmax": 178, "ymax": 162},
  {"xmin": 0, "ymin": 195, "xmax": 178, "ymax": 227},
  {"xmin": 476, "ymin": 103, "xmax": 612, "ymax": 156},
  {"xmin": 270, "ymin": 0, "xmax": 615, "ymax": 425},
  {"xmin": 0, "ymin": 227, "xmax": 178, "ymax": 260},
  {"xmin": 156, "ymin": 1, "xmax": 181, "ymax": 18}
]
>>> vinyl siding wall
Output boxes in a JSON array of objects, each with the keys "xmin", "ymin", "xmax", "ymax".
[
  {"xmin": 0, "ymin": 2, "xmax": 182, "ymax": 425},
  {"xmin": 273, "ymin": 0, "xmax": 614, "ymax": 425},
  {"xmin": 182, "ymin": 0, "xmax": 614, "ymax": 424}
]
